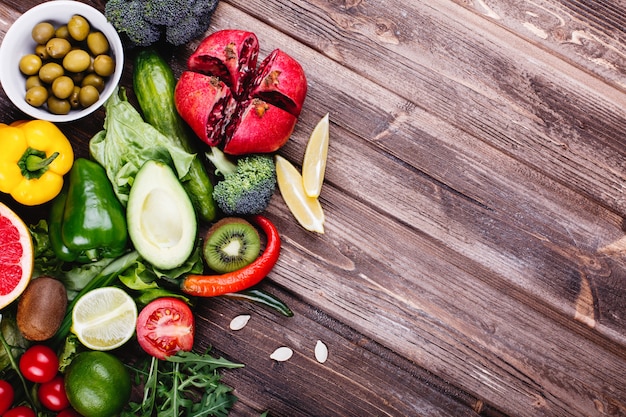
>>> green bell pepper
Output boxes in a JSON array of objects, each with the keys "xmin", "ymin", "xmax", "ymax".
[
  {"xmin": 49, "ymin": 185, "xmax": 75, "ymax": 262},
  {"xmin": 49, "ymin": 158, "xmax": 128, "ymax": 263}
]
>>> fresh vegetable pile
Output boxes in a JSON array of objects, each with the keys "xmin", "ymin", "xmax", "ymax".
[{"xmin": 0, "ymin": 16, "xmax": 331, "ymax": 417}]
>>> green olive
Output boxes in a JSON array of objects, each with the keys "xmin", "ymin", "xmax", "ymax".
[
  {"xmin": 93, "ymin": 55, "xmax": 115, "ymax": 77},
  {"xmin": 69, "ymin": 86, "xmax": 81, "ymax": 109},
  {"xmin": 82, "ymin": 73, "xmax": 105, "ymax": 92},
  {"xmin": 19, "ymin": 54, "xmax": 42, "ymax": 76},
  {"xmin": 51, "ymin": 76, "xmax": 75, "ymax": 99},
  {"xmin": 25, "ymin": 85, "xmax": 48, "ymax": 107},
  {"xmin": 87, "ymin": 32, "xmax": 109, "ymax": 56},
  {"xmin": 78, "ymin": 85, "xmax": 100, "ymax": 107},
  {"xmin": 67, "ymin": 15, "xmax": 90, "ymax": 41},
  {"xmin": 34, "ymin": 44, "xmax": 50, "ymax": 60},
  {"xmin": 63, "ymin": 49, "xmax": 91, "ymax": 73},
  {"xmin": 31, "ymin": 22, "xmax": 55, "ymax": 44},
  {"xmin": 68, "ymin": 71, "xmax": 85, "ymax": 85},
  {"xmin": 25, "ymin": 75, "xmax": 43, "ymax": 90},
  {"xmin": 55, "ymin": 25, "xmax": 70, "ymax": 40},
  {"xmin": 86, "ymin": 56, "xmax": 95, "ymax": 73},
  {"xmin": 38, "ymin": 62, "xmax": 64, "ymax": 84},
  {"xmin": 47, "ymin": 96, "xmax": 71, "ymax": 115},
  {"xmin": 46, "ymin": 37, "xmax": 71, "ymax": 59}
]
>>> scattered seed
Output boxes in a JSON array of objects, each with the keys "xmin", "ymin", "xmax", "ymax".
[
  {"xmin": 270, "ymin": 346, "xmax": 293, "ymax": 362},
  {"xmin": 229, "ymin": 314, "xmax": 251, "ymax": 331},
  {"xmin": 315, "ymin": 340, "xmax": 328, "ymax": 363}
]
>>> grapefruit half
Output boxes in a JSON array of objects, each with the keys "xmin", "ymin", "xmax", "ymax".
[{"xmin": 0, "ymin": 202, "xmax": 34, "ymax": 309}]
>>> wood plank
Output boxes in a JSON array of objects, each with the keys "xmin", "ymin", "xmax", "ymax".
[
  {"xmin": 455, "ymin": 0, "xmax": 626, "ymax": 91},
  {"xmin": 263, "ymin": 190, "xmax": 626, "ymax": 415},
  {"xmin": 191, "ymin": 290, "xmax": 491, "ymax": 416}
]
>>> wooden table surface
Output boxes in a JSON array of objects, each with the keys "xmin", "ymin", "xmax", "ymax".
[{"xmin": 2, "ymin": 0, "xmax": 626, "ymax": 416}]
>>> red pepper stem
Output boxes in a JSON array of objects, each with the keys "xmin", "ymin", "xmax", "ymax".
[{"xmin": 181, "ymin": 215, "xmax": 281, "ymax": 297}]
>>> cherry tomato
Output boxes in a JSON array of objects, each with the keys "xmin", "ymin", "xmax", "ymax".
[
  {"xmin": 19, "ymin": 344, "xmax": 59, "ymax": 383},
  {"xmin": 136, "ymin": 297, "xmax": 195, "ymax": 360},
  {"xmin": 3, "ymin": 406, "xmax": 36, "ymax": 417},
  {"xmin": 0, "ymin": 380, "xmax": 15, "ymax": 414},
  {"xmin": 57, "ymin": 408, "xmax": 83, "ymax": 417},
  {"xmin": 38, "ymin": 374, "xmax": 70, "ymax": 411}
]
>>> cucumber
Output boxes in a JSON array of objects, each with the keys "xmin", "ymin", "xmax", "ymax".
[{"xmin": 133, "ymin": 48, "xmax": 217, "ymax": 223}]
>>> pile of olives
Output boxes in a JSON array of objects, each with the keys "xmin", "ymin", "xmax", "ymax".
[{"xmin": 18, "ymin": 14, "xmax": 115, "ymax": 115}]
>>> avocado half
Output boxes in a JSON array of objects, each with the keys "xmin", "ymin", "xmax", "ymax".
[{"xmin": 127, "ymin": 160, "xmax": 197, "ymax": 270}]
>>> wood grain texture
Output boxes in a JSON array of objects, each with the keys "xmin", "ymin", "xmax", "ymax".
[{"xmin": 1, "ymin": 0, "xmax": 626, "ymax": 416}]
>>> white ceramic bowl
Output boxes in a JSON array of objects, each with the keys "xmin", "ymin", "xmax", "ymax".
[{"xmin": 0, "ymin": 1, "xmax": 124, "ymax": 122}]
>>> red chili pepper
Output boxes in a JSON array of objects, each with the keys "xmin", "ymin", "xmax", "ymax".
[{"xmin": 181, "ymin": 214, "xmax": 281, "ymax": 296}]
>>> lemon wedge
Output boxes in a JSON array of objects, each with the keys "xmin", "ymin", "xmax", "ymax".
[
  {"xmin": 275, "ymin": 155, "xmax": 325, "ymax": 233},
  {"xmin": 71, "ymin": 286, "xmax": 138, "ymax": 351},
  {"xmin": 302, "ymin": 113, "xmax": 330, "ymax": 198}
]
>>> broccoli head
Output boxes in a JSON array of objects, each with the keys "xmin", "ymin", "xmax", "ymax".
[
  {"xmin": 104, "ymin": 0, "xmax": 219, "ymax": 47},
  {"xmin": 207, "ymin": 147, "xmax": 277, "ymax": 216}
]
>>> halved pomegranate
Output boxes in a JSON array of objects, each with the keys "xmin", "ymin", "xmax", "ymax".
[
  {"xmin": 187, "ymin": 29, "xmax": 259, "ymax": 99},
  {"xmin": 175, "ymin": 29, "xmax": 308, "ymax": 155},
  {"xmin": 174, "ymin": 71, "xmax": 235, "ymax": 146},
  {"xmin": 223, "ymin": 99, "xmax": 297, "ymax": 155},
  {"xmin": 249, "ymin": 49, "xmax": 307, "ymax": 117}
]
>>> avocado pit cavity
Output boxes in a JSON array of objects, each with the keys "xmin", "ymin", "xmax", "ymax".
[
  {"xmin": 127, "ymin": 160, "xmax": 197, "ymax": 270},
  {"xmin": 140, "ymin": 187, "xmax": 184, "ymax": 248}
]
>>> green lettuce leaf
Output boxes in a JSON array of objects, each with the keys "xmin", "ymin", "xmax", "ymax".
[{"xmin": 89, "ymin": 87, "xmax": 196, "ymax": 206}]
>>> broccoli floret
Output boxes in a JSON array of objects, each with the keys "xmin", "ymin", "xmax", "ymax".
[
  {"xmin": 207, "ymin": 147, "xmax": 277, "ymax": 216},
  {"xmin": 144, "ymin": 0, "xmax": 191, "ymax": 26},
  {"xmin": 104, "ymin": 0, "xmax": 161, "ymax": 47},
  {"xmin": 165, "ymin": 12, "xmax": 210, "ymax": 46},
  {"xmin": 104, "ymin": 0, "xmax": 219, "ymax": 47}
]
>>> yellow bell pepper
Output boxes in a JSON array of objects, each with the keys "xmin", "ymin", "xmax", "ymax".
[{"xmin": 0, "ymin": 120, "xmax": 74, "ymax": 206}]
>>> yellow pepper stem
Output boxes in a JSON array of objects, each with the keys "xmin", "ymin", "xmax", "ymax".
[{"xmin": 18, "ymin": 148, "xmax": 59, "ymax": 180}]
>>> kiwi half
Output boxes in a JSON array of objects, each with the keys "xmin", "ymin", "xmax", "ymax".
[{"xmin": 203, "ymin": 217, "xmax": 262, "ymax": 273}]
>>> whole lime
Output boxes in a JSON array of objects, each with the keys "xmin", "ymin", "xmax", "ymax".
[{"xmin": 64, "ymin": 351, "xmax": 131, "ymax": 417}]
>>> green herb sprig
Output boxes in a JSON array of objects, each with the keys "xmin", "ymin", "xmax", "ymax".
[{"xmin": 124, "ymin": 350, "xmax": 243, "ymax": 417}]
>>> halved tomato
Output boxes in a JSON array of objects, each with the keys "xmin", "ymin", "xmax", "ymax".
[{"xmin": 136, "ymin": 297, "xmax": 195, "ymax": 360}]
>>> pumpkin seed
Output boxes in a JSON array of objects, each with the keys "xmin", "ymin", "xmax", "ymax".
[
  {"xmin": 314, "ymin": 340, "xmax": 328, "ymax": 363},
  {"xmin": 229, "ymin": 314, "xmax": 251, "ymax": 331},
  {"xmin": 270, "ymin": 346, "xmax": 293, "ymax": 362}
]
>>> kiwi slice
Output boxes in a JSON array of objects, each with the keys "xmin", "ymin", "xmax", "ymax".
[{"xmin": 203, "ymin": 217, "xmax": 262, "ymax": 273}]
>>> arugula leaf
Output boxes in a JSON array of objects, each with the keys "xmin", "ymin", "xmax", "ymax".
[{"xmin": 125, "ymin": 350, "xmax": 243, "ymax": 417}]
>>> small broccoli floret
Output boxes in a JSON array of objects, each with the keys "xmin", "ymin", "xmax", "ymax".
[
  {"xmin": 187, "ymin": 0, "xmax": 219, "ymax": 16},
  {"xmin": 165, "ymin": 13, "xmax": 208, "ymax": 46},
  {"xmin": 207, "ymin": 147, "xmax": 277, "ymax": 216},
  {"xmin": 164, "ymin": 0, "xmax": 219, "ymax": 46},
  {"xmin": 104, "ymin": 0, "xmax": 161, "ymax": 47},
  {"xmin": 144, "ymin": 0, "xmax": 190, "ymax": 26}
]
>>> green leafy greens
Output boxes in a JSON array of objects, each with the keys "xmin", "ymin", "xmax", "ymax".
[
  {"xmin": 89, "ymin": 87, "xmax": 197, "ymax": 206},
  {"xmin": 124, "ymin": 350, "xmax": 243, "ymax": 417}
]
